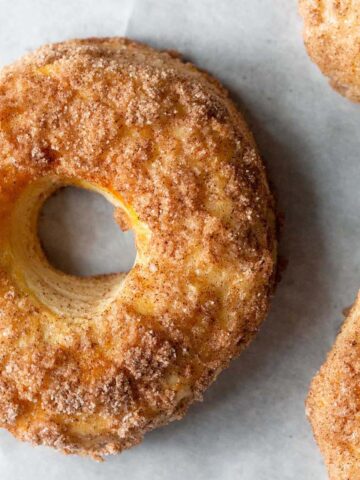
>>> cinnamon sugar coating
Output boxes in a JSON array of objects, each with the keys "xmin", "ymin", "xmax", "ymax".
[
  {"xmin": 307, "ymin": 293, "xmax": 360, "ymax": 479},
  {"xmin": 0, "ymin": 38, "xmax": 277, "ymax": 458},
  {"xmin": 299, "ymin": 0, "xmax": 360, "ymax": 101}
]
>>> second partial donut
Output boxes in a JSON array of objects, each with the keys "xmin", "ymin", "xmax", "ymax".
[{"xmin": 299, "ymin": 0, "xmax": 360, "ymax": 101}]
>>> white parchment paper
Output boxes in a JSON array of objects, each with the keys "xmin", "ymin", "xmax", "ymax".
[{"xmin": 1, "ymin": 1, "xmax": 360, "ymax": 479}]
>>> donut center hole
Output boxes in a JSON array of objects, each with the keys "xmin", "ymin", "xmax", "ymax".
[
  {"xmin": 38, "ymin": 187, "xmax": 136, "ymax": 277},
  {"xmin": 10, "ymin": 177, "xmax": 140, "ymax": 319}
]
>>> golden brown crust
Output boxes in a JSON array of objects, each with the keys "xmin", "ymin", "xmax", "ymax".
[
  {"xmin": 299, "ymin": 0, "xmax": 360, "ymax": 101},
  {"xmin": 0, "ymin": 37, "xmax": 277, "ymax": 458},
  {"xmin": 307, "ymin": 293, "xmax": 360, "ymax": 479}
]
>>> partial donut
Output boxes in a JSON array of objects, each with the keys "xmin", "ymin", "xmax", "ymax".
[
  {"xmin": 307, "ymin": 293, "xmax": 360, "ymax": 479},
  {"xmin": 299, "ymin": 0, "xmax": 360, "ymax": 101},
  {"xmin": 0, "ymin": 38, "xmax": 277, "ymax": 458}
]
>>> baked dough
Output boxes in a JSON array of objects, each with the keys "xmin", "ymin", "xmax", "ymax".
[
  {"xmin": 299, "ymin": 0, "xmax": 360, "ymax": 101},
  {"xmin": 0, "ymin": 38, "xmax": 277, "ymax": 458},
  {"xmin": 307, "ymin": 293, "xmax": 360, "ymax": 479}
]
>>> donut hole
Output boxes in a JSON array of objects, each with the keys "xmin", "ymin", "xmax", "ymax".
[
  {"xmin": 9, "ymin": 177, "xmax": 139, "ymax": 319},
  {"xmin": 38, "ymin": 186, "xmax": 136, "ymax": 277}
]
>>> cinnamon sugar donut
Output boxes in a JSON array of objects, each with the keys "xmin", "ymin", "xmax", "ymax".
[
  {"xmin": 299, "ymin": 0, "xmax": 360, "ymax": 101},
  {"xmin": 307, "ymin": 293, "xmax": 360, "ymax": 479},
  {"xmin": 0, "ymin": 38, "xmax": 277, "ymax": 458}
]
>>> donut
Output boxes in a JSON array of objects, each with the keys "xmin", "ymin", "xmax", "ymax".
[
  {"xmin": 0, "ymin": 38, "xmax": 277, "ymax": 458},
  {"xmin": 299, "ymin": 0, "xmax": 360, "ymax": 101},
  {"xmin": 307, "ymin": 293, "xmax": 360, "ymax": 479}
]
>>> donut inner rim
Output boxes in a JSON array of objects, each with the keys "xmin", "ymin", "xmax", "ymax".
[{"xmin": 7, "ymin": 176, "xmax": 137, "ymax": 320}]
